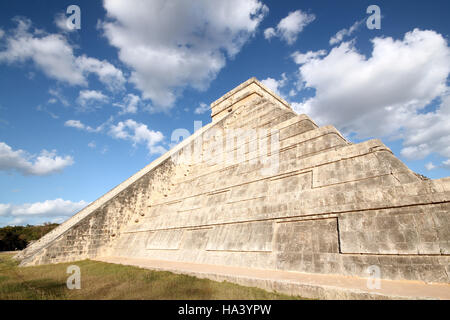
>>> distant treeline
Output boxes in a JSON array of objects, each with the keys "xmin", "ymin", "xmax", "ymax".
[{"xmin": 0, "ymin": 223, "xmax": 59, "ymax": 251}]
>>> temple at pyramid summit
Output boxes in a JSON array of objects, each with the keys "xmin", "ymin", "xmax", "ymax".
[{"xmin": 15, "ymin": 78, "xmax": 450, "ymax": 299}]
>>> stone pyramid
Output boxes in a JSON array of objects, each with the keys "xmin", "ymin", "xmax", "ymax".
[{"xmin": 16, "ymin": 78, "xmax": 449, "ymax": 285}]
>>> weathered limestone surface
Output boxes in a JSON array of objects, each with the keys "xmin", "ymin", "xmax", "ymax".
[{"xmin": 15, "ymin": 78, "xmax": 450, "ymax": 288}]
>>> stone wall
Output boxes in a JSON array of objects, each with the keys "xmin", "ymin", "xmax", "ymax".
[
  {"xmin": 19, "ymin": 158, "xmax": 178, "ymax": 265},
  {"xmin": 16, "ymin": 79, "xmax": 450, "ymax": 285}
]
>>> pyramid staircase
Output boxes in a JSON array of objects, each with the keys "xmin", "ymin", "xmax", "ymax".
[{"xmin": 15, "ymin": 78, "xmax": 450, "ymax": 293}]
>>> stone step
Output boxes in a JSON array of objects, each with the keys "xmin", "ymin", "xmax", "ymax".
[
  {"xmin": 94, "ymin": 256, "xmax": 450, "ymax": 300},
  {"xmin": 151, "ymin": 137, "xmax": 421, "ymax": 209},
  {"xmin": 222, "ymin": 99, "xmax": 272, "ymax": 128},
  {"xmin": 235, "ymin": 107, "xmax": 288, "ymax": 130},
  {"xmin": 172, "ymin": 124, "xmax": 347, "ymax": 189},
  {"xmin": 186, "ymin": 112, "xmax": 319, "ymax": 175}
]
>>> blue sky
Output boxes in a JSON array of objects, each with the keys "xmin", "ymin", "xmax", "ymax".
[{"xmin": 0, "ymin": 0, "xmax": 449, "ymax": 226}]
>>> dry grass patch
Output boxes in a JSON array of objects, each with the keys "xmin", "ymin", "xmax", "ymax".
[{"xmin": 0, "ymin": 253, "xmax": 303, "ymax": 300}]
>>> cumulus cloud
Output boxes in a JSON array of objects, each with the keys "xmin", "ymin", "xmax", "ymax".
[
  {"xmin": 64, "ymin": 119, "xmax": 109, "ymax": 133},
  {"xmin": 76, "ymin": 90, "xmax": 109, "ymax": 110},
  {"xmin": 443, "ymin": 159, "xmax": 450, "ymax": 169},
  {"xmin": 291, "ymin": 29, "xmax": 450, "ymax": 164},
  {"xmin": 0, "ymin": 199, "xmax": 87, "ymax": 217},
  {"xmin": 109, "ymin": 119, "xmax": 165, "ymax": 155},
  {"xmin": 113, "ymin": 94, "xmax": 141, "ymax": 115},
  {"xmin": 261, "ymin": 73, "xmax": 287, "ymax": 96},
  {"xmin": 54, "ymin": 12, "xmax": 77, "ymax": 33},
  {"xmin": 0, "ymin": 17, "xmax": 125, "ymax": 90},
  {"xmin": 76, "ymin": 56, "xmax": 126, "ymax": 92},
  {"xmin": 194, "ymin": 103, "xmax": 210, "ymax": 115},
  {"xmin": 0, "ymin": 204, "xmax": 12, "ymax": 217},
  {"xmin": 399, "ymin": 94, "xmax": 450, "ymax": 161},
  {"xmin": 0, "ymin": 199, "xmax": 88, "ymax": 226},
  {"xmin": 65, "ymin": 117, "xmax": 165, "ymax": 154},
  {"xmin": 48, "ymin": 88, "xmax": 69, "ymax": 107},
  {"xmin": 425, "ymin": 162, "xmax": 436, "ymax": 171},
  {"xmin": 0, "ymin": 17, "xmax": 84, "ymax": 85},
  {"xmin": 64, "ymin": 120, "xmax": 85, "ymax": 130},
  {"xmin": 264, "ymin": 10, "xmax": 315, "ymax": 45},
  {"xmin": 291, "ymin": 50, "xmax": 327, "ymax": 65},
  {"xmin": 0, "ymin": 142, "xmax": 74, "ymax": 176},
  {"xmin": 109, "ymin": 119, "xmax": 165, "ymax": 154},
  {"xmin": 100, "ymin": 0, "xmax": 268, "ymax": 109},
  {"xmin": 263, "ymin": 27, "xmax": 276, "ymax": 40},
  {"xmin": 329, "ymin": 19, "xmax": 364, "ymax": 45}
]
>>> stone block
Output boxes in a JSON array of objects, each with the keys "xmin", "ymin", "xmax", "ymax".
[{"xmin": 15, "ymin": 78, "xmax": 450, "ymax": 287}]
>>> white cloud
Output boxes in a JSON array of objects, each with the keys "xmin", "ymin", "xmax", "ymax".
[
  {"xmin": 443, "ymin": 159, "xmax": 450, "ymax": 169},
  {"xmin": 109, "ymin": 119, "xmax": 165, "ymax": 154},
  {"xmin": 0, "ymin": 17, "xmax": 125, "ymax": 90},
  {"xmin": 261, "ymin": 73, "xmax": 287, "ymax": 96},
  {"xmin": 48, "ymin": 88, "xmax": 69, "ymax": 107},
  {"xmin": 64, "ymin": 119, "xmax": 108, "ymax": 133},
  {"xmin": 425, "ymin": 162, "xmax": 436, "ymax": 171},
  {"xmin": 65, "ymin": 120, "xmax": 85, "ymax": 130},
  {"xmin": 291, "ymin": 50, "xmax": 327, "ymax": 92},
  {"xmin": 5, "ymin": 217, "xmax": 23, "ymax": 225},
  {"xmin": 0, "ymin": 18, "xmax": 85, "ymax": 85},
  {"xmin": 194, "ymin": 103, "xmax": 210, "ymax": 115},
  {"xmin": 54, "ymin": 12, "xmax": 76, "ymax": 33},
  {"xmin": 329, "ymin": 20, "xmax": 364, "ymax": 45},
  {"xmin": 76, "ymin": 56, "xmax": 126, "ymax": 92},
  {"xmin": 101, "ymin": 146, "xmax": 108, "ymax": 154},
  {"xmin": 0, "ymin": 142, "xmax": 74, "ymax": 176},
  {"xmin": 264, "ymin": 27, "xmax": 276, "ymax": 40},
  {"xmin": 113, "ymin": 94, "xmax": 140, "ymax": 115},
  {"xmin": 291, "ymin": 29, "xmax": 450, "ymax": 163},
  {"xmin": 77, "ymin": 90, "xmax": 108, "ymax": 109},
  {"xmin": 88, "ymin": 141, "xmax": 96, "ymax": 149},
  {"xmin": 0, "ymin": 199, "xmax": 88, "ymax": 226},
  {"xmin": 100, "ymin": 0, "xmax": 268, "ymax": 109},
  {"xmin": 36, "ymin": 105, "xmax": 59, "ymax": 119},
  {"xmin": 264, "ymin": 10, "xmax": 315, "ymax": 45},
  {"xmin": 291, "ymin": 50, "xmax": 327, "ymax": 65},
  {"xmin": 399, "ymin": 94, "xmax": 450, "ymax": 161},
  {"xmin": 0, "ymin": 204, "xmax": 12, "ymax": 216},
  {"xmin": 0, "ymin": 29, "xmax": 4, "ymax": 39},
  {"xmin": 3, "ymin": 199, "xmax": 87, "ymax": 216},
  {"xmin": 261, "ymin": 78, "xmax": 280, "ymax": 94}
]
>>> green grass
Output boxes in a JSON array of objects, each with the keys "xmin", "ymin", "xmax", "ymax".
[{"xmin": 0, "ymin": 253, "xmax": 303, "ymax": 300}]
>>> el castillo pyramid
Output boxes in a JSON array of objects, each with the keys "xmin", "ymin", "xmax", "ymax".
[{"xmin": 15, "ymin": 78, "xmax": 450, "ymax": 298}]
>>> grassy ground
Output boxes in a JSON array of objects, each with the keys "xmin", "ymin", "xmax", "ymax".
[{"xmin": 0, "ymin": 252, "xmax": 302, "ymax": 300}]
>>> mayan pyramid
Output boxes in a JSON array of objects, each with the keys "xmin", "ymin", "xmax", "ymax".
[{"xmin": 15, "ymin": 78, "xmax": 449, "ymax": 286}]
